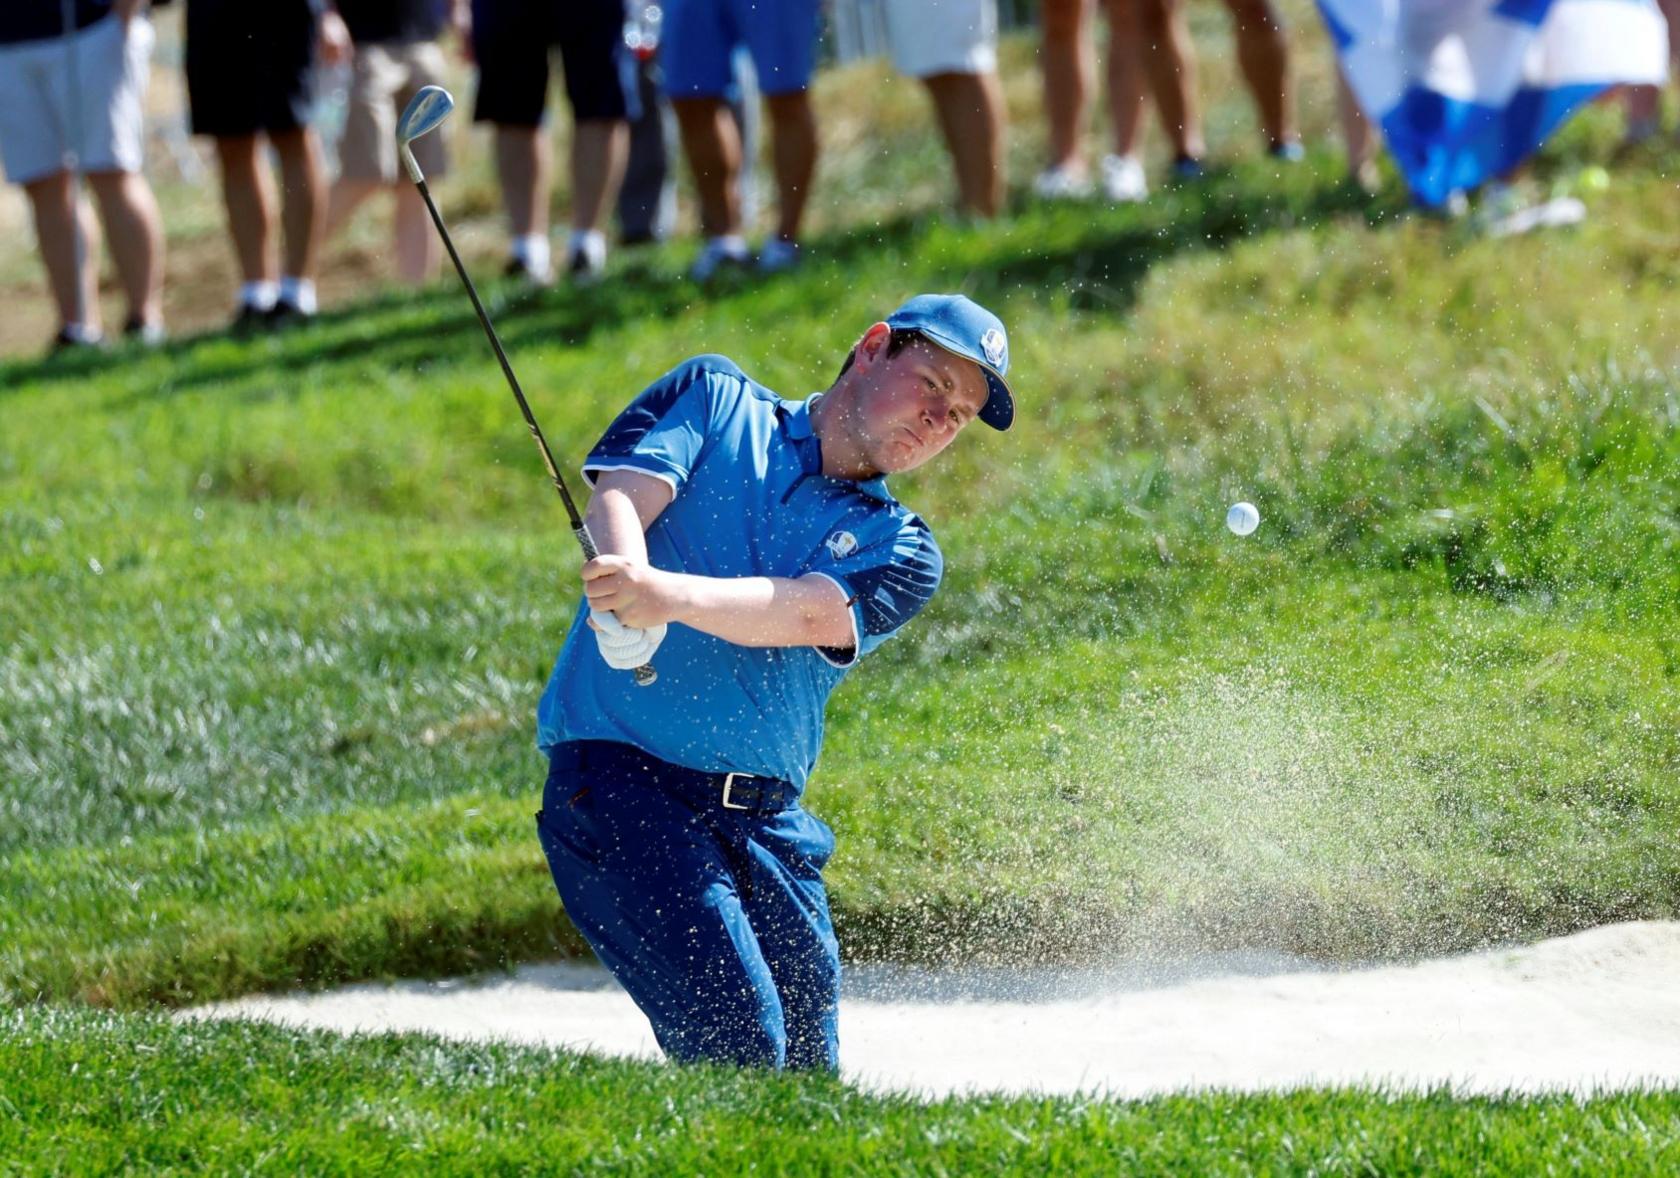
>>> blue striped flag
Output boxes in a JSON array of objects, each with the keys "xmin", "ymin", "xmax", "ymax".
[{"xmin": 1318, "ymin": 0, "xmax": 1671, "ymax": 206}]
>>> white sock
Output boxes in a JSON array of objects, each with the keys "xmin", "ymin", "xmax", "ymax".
[
  {"xmin": 568, "ymin": 228, "xmax": 605, "ymax": 253},
  {"xmin": 512, "ymin": 233, "xmax": 551, "ymax": 274},
  {"xmin": 279, "ymin": 277, "xmax": 317, "ymax": 315},
  {"xmin": 710, "ymin": 234, "xmax": 748, "ymax": 256},
  {"xmin": 239, "ymin": 280, "xmax": 278, "ymax": 311},
  {"xmin": 62, "ymin": 322, "xmax": 102, "ymax": 343}
]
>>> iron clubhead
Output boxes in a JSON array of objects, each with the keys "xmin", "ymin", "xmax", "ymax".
[{"xmin": 397, "ymin": 85, "xmax": 455, "ymax": 145}]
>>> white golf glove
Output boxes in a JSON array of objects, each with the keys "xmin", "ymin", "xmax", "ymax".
[{"xmin": 590, "ymin": 608, "xmax": 666, "ymax": 671}]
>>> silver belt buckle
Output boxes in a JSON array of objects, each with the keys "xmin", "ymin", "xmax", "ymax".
[{"xmin": 720, "ymin": 772, "xmax": 754, "ymax": 811}]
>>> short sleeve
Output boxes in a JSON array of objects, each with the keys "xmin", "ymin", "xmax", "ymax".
[
  {"xmin": 583, "ymin": 357, "xmax": 737, "ymax": 494},
  {"xmin": 808, "ymin": 517, "xmax": 943, "ymax": 667}
]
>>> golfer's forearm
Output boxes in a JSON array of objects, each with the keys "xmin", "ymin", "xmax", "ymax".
[{"xmin": 669, "ymin": 575, "xmax": 854, "ymax": 648}]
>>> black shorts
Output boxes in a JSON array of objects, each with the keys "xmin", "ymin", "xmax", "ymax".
[
  {"xmin": 470, "ymin": 0, "xmax": 641, "ymax": 126},
  {"xmin": 185, "ymin": 0, "xmax": 317, "ymax": 137}
]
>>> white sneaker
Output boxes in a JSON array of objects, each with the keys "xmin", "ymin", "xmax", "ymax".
[
  {"xmin": 565, "ymin": 231, "xmax": 608, "ymax": 285},
  {"xmin": 1100, "ymin": 154, "xmax": 1148, "ymax": 203},
  {"xmin": 756, "ymin": 237, "xmax": 802, "ymax": 274},
  {"xmin": 1031, "ymin": 165, "xmax": 1093, "ymax": 200},
  {"xmin": 690, "ymin": 235, "xmax": 751, "ymax": 282}
]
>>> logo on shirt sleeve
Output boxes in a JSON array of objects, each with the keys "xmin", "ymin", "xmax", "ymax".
[{"xmin": 825, "ymin": 530, "xmax": 858, "ymax": 559}]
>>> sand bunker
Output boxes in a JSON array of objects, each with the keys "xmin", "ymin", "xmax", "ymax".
[{"xmin": 188, "ymin": 921, "xmax": 1680, "ymax": 1098}]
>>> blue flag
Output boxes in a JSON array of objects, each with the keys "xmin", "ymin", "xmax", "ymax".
[{"xmin": 1319, "ymin": 0, "xmax": 1670, "ymax": 206}]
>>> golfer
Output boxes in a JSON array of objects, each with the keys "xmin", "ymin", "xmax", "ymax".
[{"xmin": 535, "ymin": 293, "xmax": 1015, "ymax": 1070}]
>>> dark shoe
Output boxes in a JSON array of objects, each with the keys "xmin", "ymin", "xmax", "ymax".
[
  {"xmin": 566, "ymin": 238, "xmax": 607, "ymax": 285},
  {"xmin": 48, "ymin": 325, "xmax": 105, "ymax": 356},
  {"xmin": 1269, "ymin": 139, "xmax": 1306, "ymax": 163},
  {"xmin": 122, "ymin": 315, "xmax": 166, "ymax": 347},
  {"xmin": 1169, "ymin": 155, "xmax": 1208, "ymax": 182},
  {"xmin": 230, "ymin": 303, "xmax": 272, "ymax": 336},
  {"xmin": 265, "ymin": 299, "xmax": 314, "ymax": 330},
  {"xmin": 503, "ymin": 255, "xmax": 554, "ymax": 286}
]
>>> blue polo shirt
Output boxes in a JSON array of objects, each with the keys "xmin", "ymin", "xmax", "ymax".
[{"xmin": 536, "ymin": 355, "xmax": 943, "ymax": 792}]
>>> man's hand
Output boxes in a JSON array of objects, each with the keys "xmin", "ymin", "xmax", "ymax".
[
  {"xmin": 451, "ymin": 0, "xmax": 475, "ymax": 64},
  {"xmin": 582, "ymin": 554, "xmax": 686, "ymax": 630},
  {"xmin": 318, "ymin": 10, "xmax": 353, "ymax": 67},
  {"xmin": 589, "ymin": 609, "xmax": 666, "ymax": 671}
]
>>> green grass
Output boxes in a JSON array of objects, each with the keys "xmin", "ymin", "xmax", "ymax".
[
  {"xmin": 4, "ymin": 144, "xmax": 1677, "ymax": 1007},
  {"xmin": 5, "ymin": 1008, "xmax": 1680, "ymax": 1175},
  {"xmin": 3, "ymin": 18, "xmax": 1680, "ymax": 1170}
]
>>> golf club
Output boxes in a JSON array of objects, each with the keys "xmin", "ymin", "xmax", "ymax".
[{"xmin": 396, "ymin": 85, "xmax": 656, "ymax": 687}]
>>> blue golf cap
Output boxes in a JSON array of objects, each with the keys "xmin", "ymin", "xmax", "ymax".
[{"xmin": 886, "ymin": 294, "xmax": 1016, "ymax": 431}]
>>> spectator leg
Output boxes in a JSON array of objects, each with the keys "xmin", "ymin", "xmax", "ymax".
[
  {"xmin": 1102, "ymin": 0, "xmax": 1148, "ymax": 158},
  {"xmin": 1335, "ymin": 68, "xmax": 1379, "ymax": 188},
  {"xmin": 764, "ymin": 91, "xmax": 817, "ymax": 244},
  {"xmin": 23, "ymin": 170, "xmax": 103, "ymax": 334},
  {"xmin": 1623, "ymin": 0, "xmax": 1679, "ymax": 143},
  {"xmin": 1137, "ymin": 0, "xmax": 1205, "ymax": 160},
  {"xmin": 1222, "ymin": 0, "xmax": 1295, "ymax": 149},
  {"xmin": 394, "ymin": 183, "xmax": 442, "ymax": 283},
  {"xmin": 1041, "ymin": 0, "xmax": 1094, "ymax": 176},
  {"xmin": 325, "ymin": 177, "xmax": 381, "ymax": 241},
  {"xmin": 672, "ymin": 97, "xmax": 743, "ymax": 238},
  {"xmin": 922, "ymin": 71, "xmax": 1006, "ymax": 219},
  {"xmin": 213, "ymin": 135, "xmax": 279, "ymax": 285},
  {"xmin": 570, "ymin": 119, "xmax": 630, "ymax": 235},
  {"xmin": 86, "ymin": 169, "xmax": 164, "ymax": 329},
  {"xmin": 495, "ymin": 124, "xmax": 552, "ymax": 239},
  {"xmin": 270, "ymin": 127, "xmax": 328, "ymax": 283}
]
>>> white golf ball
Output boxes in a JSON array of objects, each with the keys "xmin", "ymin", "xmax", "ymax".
[{"xmin": 1226, "ymin": 501, "xmax": 1260, "ymax": 536}]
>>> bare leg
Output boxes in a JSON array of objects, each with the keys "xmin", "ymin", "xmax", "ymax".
[
  {"xmin": 86, "ymin": 169, "xmax": 165, "ymax": 328},
  {"xmin": 325, "ymin": 176, "xmax": 382, "ymax": 240},
  {"xmin": 1103, "ymin": 0, "xmax": 1148, "ymax": 157},
  {"xmin": 1223, "ymin": 0, "xmax": 1294, "ymax": 148},
  {"xmin": 271, "ymin": 127, "xmax": 327, "ymax": 281},
  {"xmin": 495, "ymin": 123, "xmax": 552, "ymax": 238},
  {"xmin": 24, "ymin": 170, "xmax": 102, "ymax": 334},
  {"xmin": 214, "ymin": 134, "xmax": 279, "ymax": 285},
  {"xmin": 1138, "ymin": 0, "xmax": 1204, "ymax": 160},
  {"xmin": 569, "ymin": 118, "xmax": 630, "ymax": 233},
  {"xmin": 1040, "ymin": 0, "xmax": 1093, "ymax": 176},
  {"xmin": 673, "ymin": 97, "xmax": 742, "ymax": 238},
  {"xmin": 764, "ymin": 91, "xmax": 817, "ymax": 242},
  {"xmin": 393, "ymin": 183, "xmax": 441, "ymax": 282},
  {"xmin": 1336, "ymin": 68, "xmax": 1380, "ymax": 188},
  {"xmin": 922, "ymin": 72, "xmax": 1006, "ymax": 218},
  {"xmin": 1623, "ymin": 0, "xmax": 1680, "ymax": 142}
]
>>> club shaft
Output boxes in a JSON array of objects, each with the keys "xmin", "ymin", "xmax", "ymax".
[
  {"xmin": 410, "ymin": 169, "xmax": 655, "ymax": 686},
  {"xmin": 413, "ymin": 176, "xmax": 586, "ymax": 532}
]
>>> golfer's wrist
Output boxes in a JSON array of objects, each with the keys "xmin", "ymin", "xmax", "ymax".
[{"xmin": 660, "ymin": 572, "xmax": 704, "ymax": 628}]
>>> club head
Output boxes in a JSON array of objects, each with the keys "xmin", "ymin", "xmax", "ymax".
[{"xmin": 397, "ymin": 85, "xmax": 455, "ymax": 145}]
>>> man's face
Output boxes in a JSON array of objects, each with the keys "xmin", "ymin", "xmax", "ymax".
[{"xmin": 847, "ymin": 329, "xmax": 991, "ymax": 475}]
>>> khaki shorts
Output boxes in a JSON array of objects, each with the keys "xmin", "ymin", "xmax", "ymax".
[
  {"xmin": 882, "ymin": 0, "xmax": 998, "ymax": 79},
  {"xmin": 338, "ymin": 41, "xmax": 450, "ymax": 182},
  {"xmin": 0, "ymin": 14, "xmax": 152, "ymax": 185}
]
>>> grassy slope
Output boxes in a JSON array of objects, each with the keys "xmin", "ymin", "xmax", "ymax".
[
  {"xmin": 5, "ymin": 1008, "xmax": 1680, "ymax": 1175},
  {"xmin": 5, "ymin": 139, "xmax": 1678, "ymax": 1007}
]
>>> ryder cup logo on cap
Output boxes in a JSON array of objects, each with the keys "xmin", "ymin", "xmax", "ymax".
[{"xmin": 886, "ymin": 293, "xmax": 1017, "ymax": 432}]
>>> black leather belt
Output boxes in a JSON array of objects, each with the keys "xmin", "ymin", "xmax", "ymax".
[{"xmin": 553, "ymin": 740, "xmax": 798, "ymax": 816}]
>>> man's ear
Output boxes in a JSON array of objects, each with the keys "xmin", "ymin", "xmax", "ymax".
[{"xmin": 854, "ymin": 321, "xmax": 893, "ymax": 368}]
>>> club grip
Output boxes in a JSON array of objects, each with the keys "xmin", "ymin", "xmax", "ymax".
[{"xmin": 576, "ymin": 525, "xmax": 657, "ymax": 686}]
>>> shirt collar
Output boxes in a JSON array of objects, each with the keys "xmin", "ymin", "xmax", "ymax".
[{"xmin": 782, "ymin": 395, "xmax": 894, "ymax": 503}]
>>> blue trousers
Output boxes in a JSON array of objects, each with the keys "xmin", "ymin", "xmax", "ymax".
[{"xmin": 536, "ymin": 744, "xmax": 840, "ymax": 1070}]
